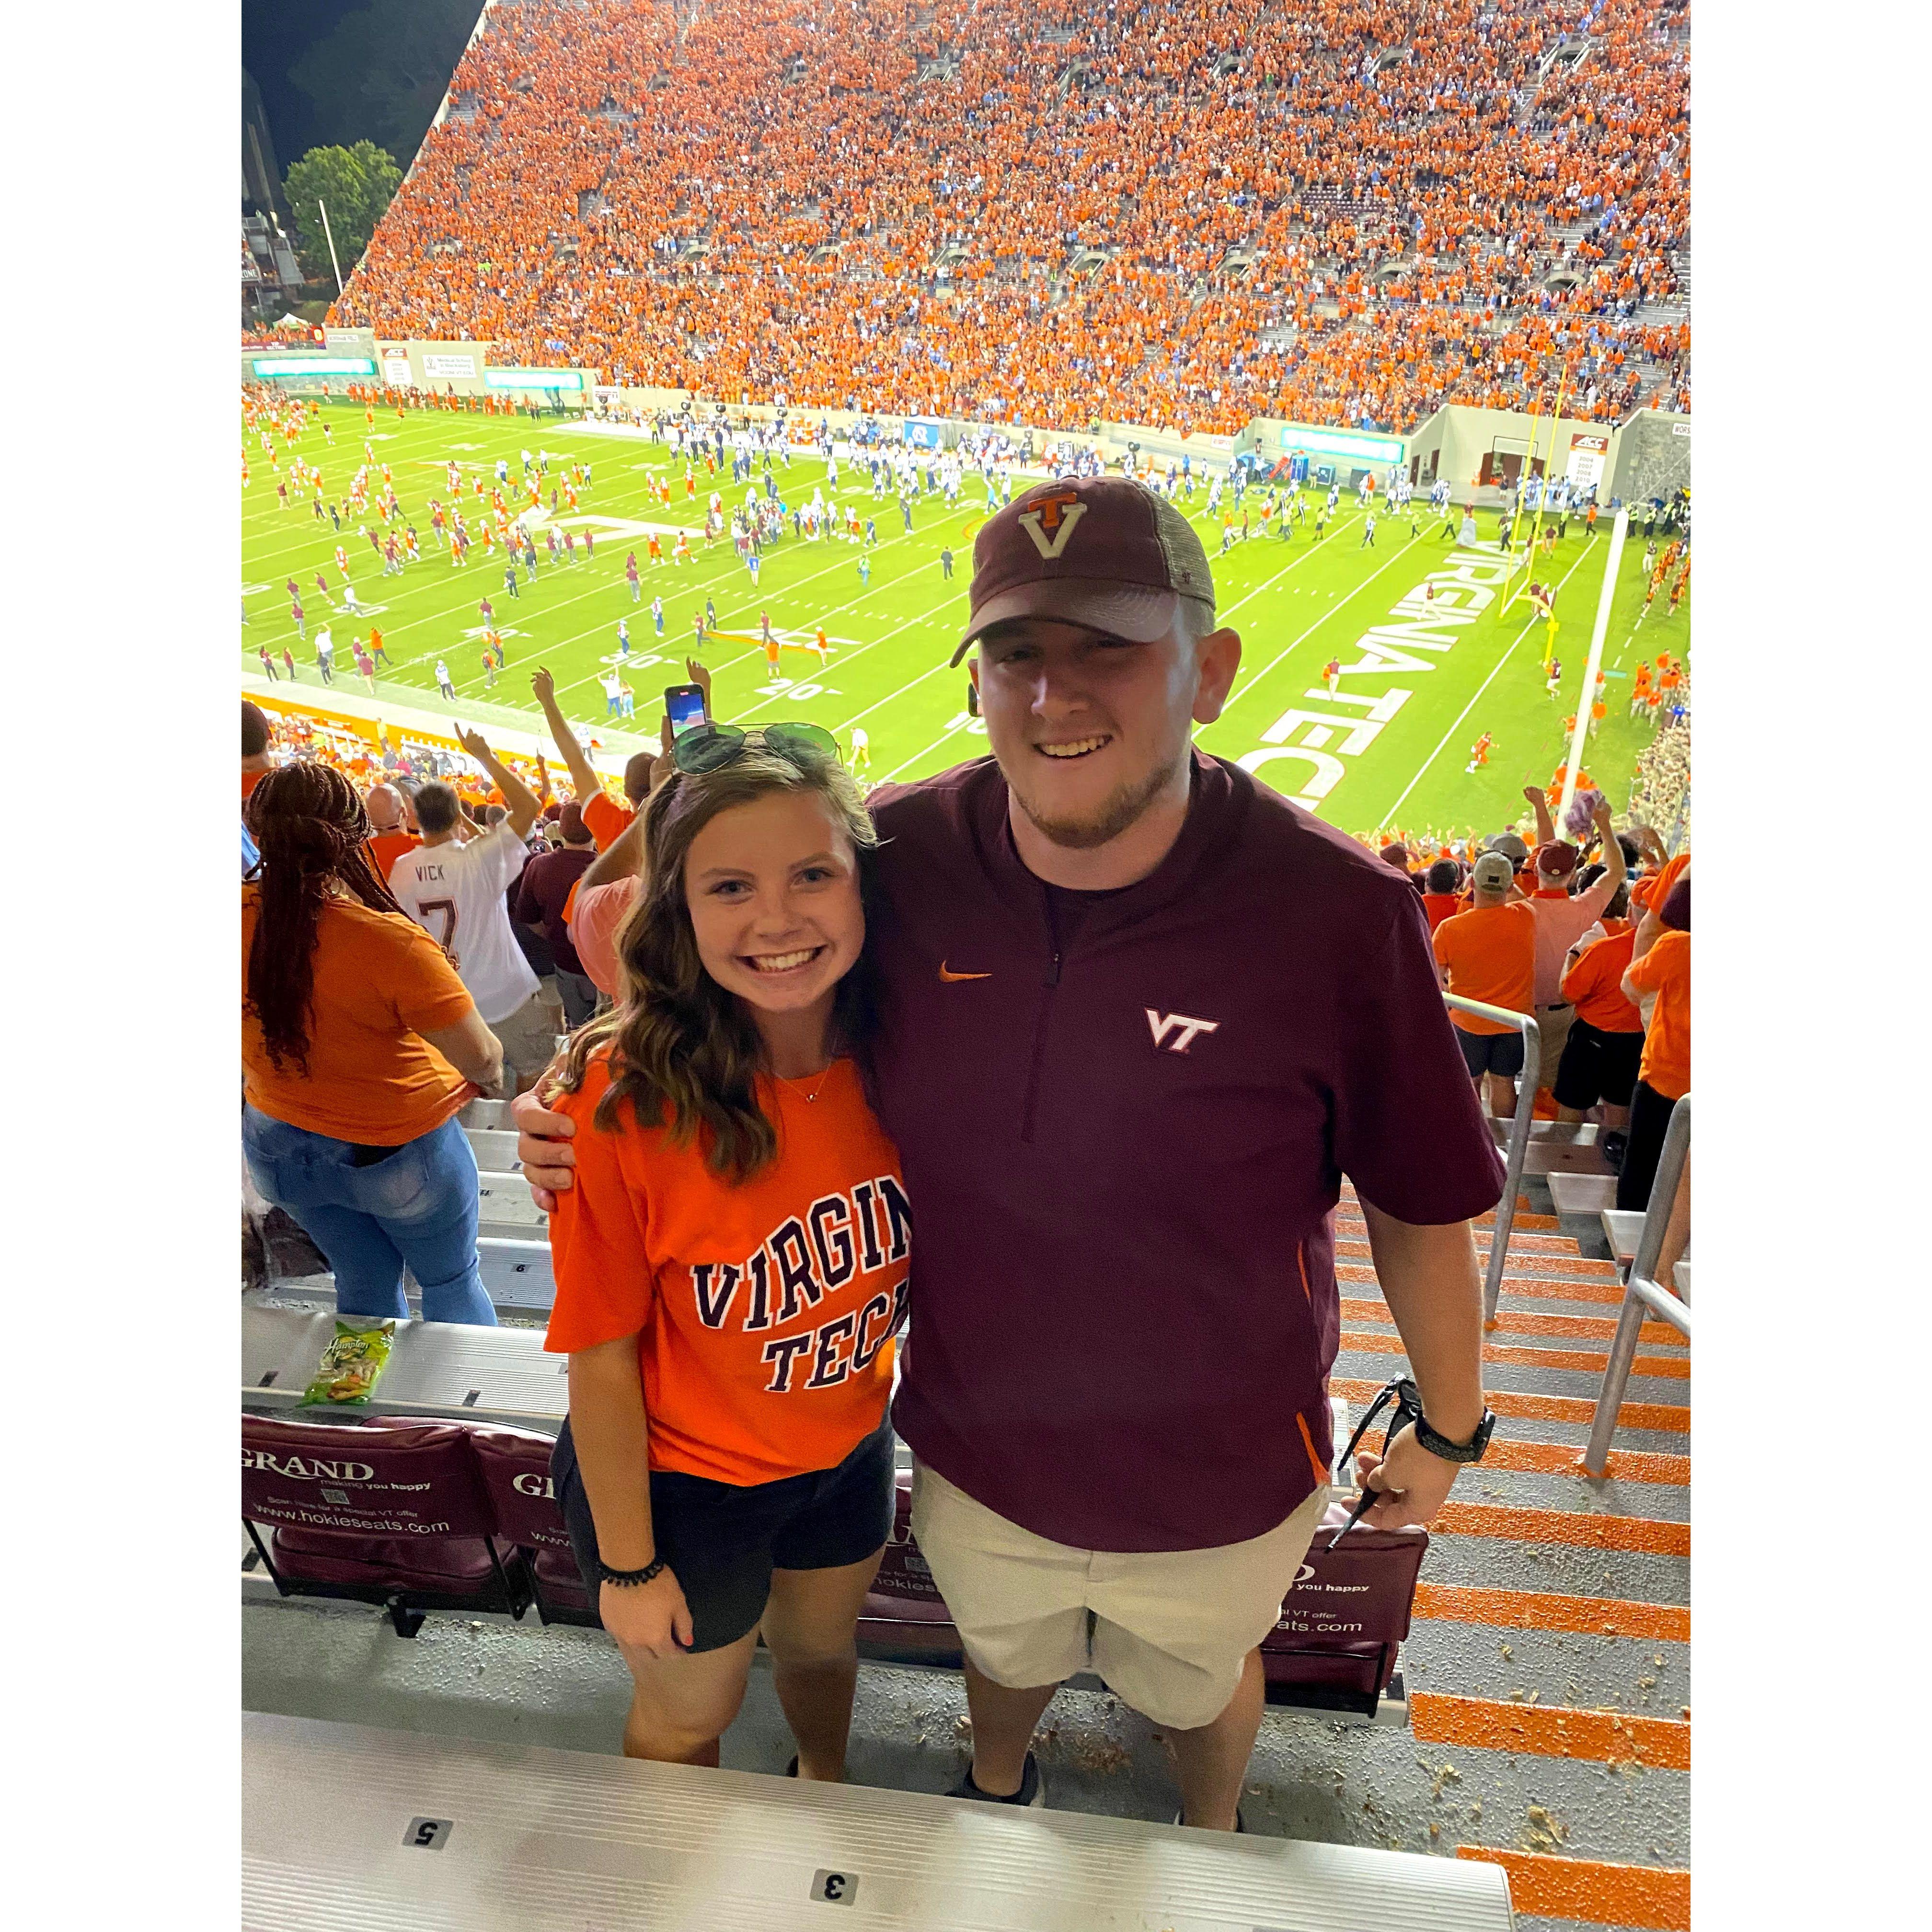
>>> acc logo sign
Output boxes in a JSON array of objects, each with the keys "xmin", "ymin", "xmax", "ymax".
[
  {"xmin": 1016, "ymin": 493, "xmax": 1086, "ymax": 559},
  {"xmin": 1292, "ymin": 1561, "xmax": 1316, "ymax": 1587}
]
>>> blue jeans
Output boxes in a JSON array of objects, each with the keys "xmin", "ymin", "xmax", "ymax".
[{"xmin": 242, "ymin": 1106, "xmax": 497, "ymax": 1326}]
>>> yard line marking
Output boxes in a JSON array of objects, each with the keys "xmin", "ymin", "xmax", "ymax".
[
  {"xmin": 1210, "ymin": 520, "xmax": 1427, "ymax": 713},
  {"xmin": 1380, "ymin": 535, "xmax": 1600, "ymax": 820}
]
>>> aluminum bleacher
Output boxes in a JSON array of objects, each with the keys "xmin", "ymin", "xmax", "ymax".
[
  {"xmin": 242, "ymin": 1712, "xmax": 1516, "ymax": 1931},
  {"xmin": 462, "ymin": 1126, "xmax": 521, "ymax": 1172}
]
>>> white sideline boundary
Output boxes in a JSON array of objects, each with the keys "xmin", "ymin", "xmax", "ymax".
[{"xmin": 239, "ymin": 669, "xmax": 640, "ymax": 781}]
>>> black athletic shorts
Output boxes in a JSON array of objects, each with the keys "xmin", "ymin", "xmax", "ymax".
[
  {"xmin": 551, "ymin": 1413, "xmax": 895, "ymax": 1653},
  {"xmin": 1456, "ymin": 1026, "xmax": 1526, "ymax": 1079},
  {"xmin": 1552, "ymin": 1018, "xmax": 1644, "ymax": 1112}
]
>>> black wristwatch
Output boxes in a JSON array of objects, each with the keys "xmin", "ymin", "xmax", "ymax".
[
  {"xmin": 1413, "ymin": 1403, "xmax": 1497, "ymax": 1464},
  {"xmin": 597, "ymin": 1554, "xmax": 668, "ymax": 1588}
]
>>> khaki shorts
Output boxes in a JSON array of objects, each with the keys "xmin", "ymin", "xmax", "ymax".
[
  {"xmin": 1535, "ymin": 1003, "xmax": 1576, "ymax": 1092},
  {"xmin": 908, "ymin": 1462, "xmax": 1330, "ymax": 1731},
  {"xmin": 490, "ymin": 990, "xmax": 562, "ymax": 1080}
]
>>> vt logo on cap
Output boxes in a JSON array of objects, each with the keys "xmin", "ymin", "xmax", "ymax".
[{"xmin": 1015, "ymin": 491, "xmax": 1087, "ymax": 560}]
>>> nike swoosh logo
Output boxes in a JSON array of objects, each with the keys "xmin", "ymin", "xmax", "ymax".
[{"xmin": 939, "ymin": 963, "xmax": 992, "ymax": 982}]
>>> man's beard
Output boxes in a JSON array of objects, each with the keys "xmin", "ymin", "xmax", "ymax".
[{"xmin": 1008, "ymin": 749, "xmax": 1186, "ymax": 851}]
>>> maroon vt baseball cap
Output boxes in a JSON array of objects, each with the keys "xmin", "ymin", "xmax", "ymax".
[{"xmin": 949, "ymin": 476, "xmax": 1217, "ymax": 667}]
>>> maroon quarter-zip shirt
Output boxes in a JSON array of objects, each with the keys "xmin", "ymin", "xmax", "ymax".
[{"xmin": 862, "ymin": 750, "xmax": 1505, "ymax": 1553}]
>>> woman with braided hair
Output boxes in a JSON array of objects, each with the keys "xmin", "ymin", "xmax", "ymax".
[{"xmin": 242, "ymin": 761, "xmax": 506, "ymax": 1325}]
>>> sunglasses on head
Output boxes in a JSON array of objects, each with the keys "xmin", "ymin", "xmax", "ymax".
[{"xmin": 670, "ymin": 722, "xmax": 841, "ymax": 775}]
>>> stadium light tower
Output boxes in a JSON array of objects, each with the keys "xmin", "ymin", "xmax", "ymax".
[{"xmin": 318, "ymin": 199, "xmax": 345, "ymax": 299}]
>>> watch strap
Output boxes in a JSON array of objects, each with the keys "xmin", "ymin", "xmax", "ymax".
[{"xmin": 1413, "ymin": 1406, "xmax": 1496, "ymax": 1463}]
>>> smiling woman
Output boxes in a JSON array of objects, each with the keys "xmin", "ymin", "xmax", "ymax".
[
  {"xmin": 536, "ymin": 733, "xmax": 904, "ymax": 1779},
  {"xmin": 553, "ymin": 736, "xmax": 879, "ymax": 1175}
]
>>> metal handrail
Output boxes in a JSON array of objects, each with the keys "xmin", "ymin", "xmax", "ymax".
[
  {"xmin": 1441, "ymin": 994, "xmax": 1542, "ymax": 1326},
  {"xmin": 1583, "ymin": 1093, "xmax": 1690, "ymax": 1475}
]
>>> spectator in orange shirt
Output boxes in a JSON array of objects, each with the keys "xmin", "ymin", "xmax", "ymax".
[
  {"xmin": 1432, "ymin": 850, "xmax": 1538, "ymax": 1118},
  {"xmin": 365, "ymin": 783, "xmax": 422, "ymax": 879},
  {"xmin": 1618, "ymin": 867, "xmax": 1690, "ymax": 1210},
  {"xmin": 242, "ymin": 763, "xmax": 506, "ymax": 1326},
  {"xmin": 541, "ymin": 729, "xmax": 902, "ymax": 1781},
  {"xmin": 1419, "ymin": 858, "xmax": 1463, "ymax": 934},
  {"xmin": 1551, "ymin": 870, "xmax": 1643, "ymax": 1156}
]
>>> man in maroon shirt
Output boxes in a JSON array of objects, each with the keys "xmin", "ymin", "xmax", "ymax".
[
  {"xmin": 514, "ymin": 801, "xmax": 600, "ymax": 1027},
  {"xmin": 515, "ymin": 477, "xmax": 1503, "ymax": 1829}
]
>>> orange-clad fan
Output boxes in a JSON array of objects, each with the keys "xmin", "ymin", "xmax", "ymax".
[
  {"xmin": 364, "ymin": 782, "xmax": 422, "ymax": 877},
  {"xmin": 241, "ymin": 762, "xmax": 508, "ymax": 1326},
  {"xmin": 540, "ymin": 725, "xmax": 905, "ymax": 1780},
  {"xmin": 1431, "ymin": 850, "xmax": 1537, "ymax": 1119},
  {"xmin": 1551, "ymin": 866, "xmax": 1644, "ymax": 1161},
  {"xmin": 1618, "ymin": 865, "xmax": 1690, "ymax": 1211},
  {"xmin": 1419, "ymin": 857, "xmax": 1463, "ymax": 934}
]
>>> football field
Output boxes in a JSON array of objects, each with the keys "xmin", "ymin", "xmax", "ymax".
[{"xmin": 242, "ymin": 402, "xmax": 1690, "ymax": 839}]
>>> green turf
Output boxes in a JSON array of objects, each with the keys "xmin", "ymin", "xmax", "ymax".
[{"xmin": 242, "ymin": 401, "xmax": 1690, "ymax": 839}]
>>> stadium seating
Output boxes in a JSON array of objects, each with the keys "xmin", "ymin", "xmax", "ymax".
[
  {"xmin": 241, "ymin": 1329, "xmax": 1422, "ymax": 1717},
  {"xmin": 243, "ymin": 1711, "xmax": 1517, "ymax": 1931},
  {"xmin": 336, "ymin": 0, "xmax": 1690, "ymax": 436},
  {"xmin": 242, "ymin": 1412, "xmax": 534, "ymax": 1635},
  {"xmin": 462, "ymin": 1126, "xmax": 521, "ymax": 1172},
  {"xmin": 474, "ymin": 1168, "xmax": 549, "ymax": 1241}
]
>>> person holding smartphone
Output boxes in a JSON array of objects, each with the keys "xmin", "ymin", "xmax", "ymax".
[{"xmin": 542, "ymin": 721, "xmax": 904, "ymax": 1780}]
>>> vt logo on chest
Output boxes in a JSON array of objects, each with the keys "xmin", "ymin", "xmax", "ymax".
[
  {"xmin": 1146, "ymin": 1009, "xmax": 1220, "ymax": 1054},
  {"xmin": 687, "ymin": 1175, "xmax": 911, "ymax": 1394}
]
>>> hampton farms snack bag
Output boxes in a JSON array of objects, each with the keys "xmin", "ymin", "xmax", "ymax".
[{"xmin": 299, "ymin": 1321, "xmax": 397, "ymax": 1407}]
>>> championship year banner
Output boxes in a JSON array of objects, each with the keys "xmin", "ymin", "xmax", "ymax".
[{"xmin": 1566, "ymin": 431, "xmax": 1610, "ymax": 489}]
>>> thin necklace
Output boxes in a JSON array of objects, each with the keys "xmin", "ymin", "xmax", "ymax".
[{"xmin": 776, "ymin": 1033, "xmax": 842, "ymax": 1104}]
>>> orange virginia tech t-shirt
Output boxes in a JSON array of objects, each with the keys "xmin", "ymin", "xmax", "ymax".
[
  {"xmin": 543, "ymin": 1051, "xmax": 907, "ymax": 1487},
  {"xmin": 1432, "ymin": 902, "xmax": 1537, "ymax": 1035},
  {"xmin": 242, "ymin": 888, "xmax": 475, "ymax": 1144},
  {"xmin": 1624, "ymin": 929, "xmax": 1691, "ymax": 1100}
]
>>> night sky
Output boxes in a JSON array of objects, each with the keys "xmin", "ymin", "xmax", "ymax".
[
  {"xmin": 243, "ymin": 0, "xmax": 479, "ymax": 177},
  {"xmin": 242, "ymin": 0, "xmax": 366, "ymax": 168}
]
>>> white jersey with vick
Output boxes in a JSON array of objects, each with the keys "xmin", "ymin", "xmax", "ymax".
[{"xmin": 389, "ymin": 822, "xmax": 538, "ymax": 1024}]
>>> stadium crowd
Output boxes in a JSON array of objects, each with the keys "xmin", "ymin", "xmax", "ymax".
[{"xmin": 335, "ymin": 0, "xmax": 1688, "ymax": 437}]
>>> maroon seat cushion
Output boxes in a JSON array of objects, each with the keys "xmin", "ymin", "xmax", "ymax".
[
  {"xmin": 471, "ymin": 1428, "xmax": 575, "ymax": 1552},
  {"xmin": 269, "ymin": 1525, "xmax": 515, "ymax": 1593},
  {"xmin": 1266, "ymin": 1525, "xmax": 1429, "ymax": 1652},
  {"xmin": 1260, "ymin": 1643, "xmax": 1392, "ymax": 1698},
  {"xmin": 243, "ymin": 1414, "xmax": 498, "ymax": 1541},
  {"xmin": 532, "ymin": 1545, "xmax": 593, "ymax": 1603}
]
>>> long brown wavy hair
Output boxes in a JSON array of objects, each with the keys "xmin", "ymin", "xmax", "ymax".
[
  {"xmin": 245, "ymin": 762, "xmax": 404, "ymax": 1076},
  {"xmin": 552, "ymin": 745, "xmax": 879, "ymax": 1183}
]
